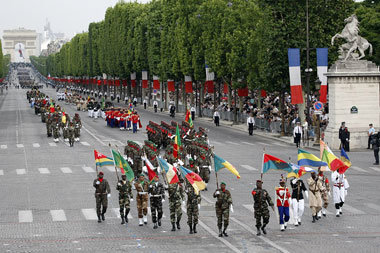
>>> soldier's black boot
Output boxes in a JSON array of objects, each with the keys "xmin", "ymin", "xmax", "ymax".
[
  {"xmin": 193, "ymin": 224, "xmax": 197, "ymax": 233},
  {"xmin": 97, "ymin": 215, "xmax": 101, "ymax": 223},
  {"xmin": 312, "ymin": 216, "xmax": 316, "ymax": 223},
  {"xmin": 121, "ymin": 216, "xmax": 125, "ymax": 225},
  {"xmin": 125, "ymin": 209, "xmax": 130, "ymax": 223},
  {"xmin": 261, "ymin": 225, "xmax": 267, "ymax": 235},
  {"xmin": 223, "ymin": 225, "xmax": 228, "ymax": 237},
  {"xmin": 176, "ymin": 221, "xmax": 181, "ymax": 230},
  {"xmin": 158, "ymin": 219, "xmax": 161, "ymax": 226},
  {"xmin": 218, "ymin": 226, "xmax": 223, "ymax": 237},
  {"xmin": 171, "ymin": 222, "xmax": 176, "ymax": 231},
  {"xmin": 189, "ymin": 224, "xmax": 193, "ymax": 234},
  {"xmin": 153, "ymin": 223, "xmax": 158, "ymax": 229},
  {"xmin": 256, "ymin": 227, "xmax": 261, "ymax": 236}
]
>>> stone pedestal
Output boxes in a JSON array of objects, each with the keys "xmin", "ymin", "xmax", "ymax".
[{"xmin": 324, "ymin": 60, "xmax": 380, "ymax": 150}]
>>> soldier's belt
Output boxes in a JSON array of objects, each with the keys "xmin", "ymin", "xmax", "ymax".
[
  {"xmin": 138, "ymin": 192, "xmax": 148, "ymax": 195},
  {"xmin": 150, "ymin": 195, "xmax": 163, "ymax": 198},
  {"xmin": 95, "ymin": 193, "xmax": 108, "ymax": 195}
]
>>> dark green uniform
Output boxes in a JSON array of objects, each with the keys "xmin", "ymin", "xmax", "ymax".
[
  {"xmin": 168, "ymin": 182, "xmax": 184, "ymax": 231},
  {"xmin": 252, "ymin": 188, "xmax": 274, "ymax": 231},
  {"xmin": 148, "ymin": 181, "xmax": 165, "ymax": 228},
  {"xmin": 213, "ymin": 188, "xmax": 232, "ymax": 236},
  {"xmin": 116, "ymin": 179, "xmax": 133, "ymax": 224},
  {"xmin": 186, "ymin": 182, "xmax": 201, "ymax": 234},
  {"xmin": 93, "ymin": 177, "xmax": 111, "ymax": 221}
]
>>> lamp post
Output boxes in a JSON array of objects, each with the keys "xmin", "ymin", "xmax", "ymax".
[
  {"xmin": 305, "ymin": 0, "xmax": 311, "ymax": 124},
  {"xmin": 313, "ymin": 78, "xmax": 321, "ymax": 146}
]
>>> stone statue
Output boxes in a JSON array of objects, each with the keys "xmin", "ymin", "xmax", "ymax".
[{"xmin": 331, "ymin": 14, "xmax": 373, "ymax": 61}]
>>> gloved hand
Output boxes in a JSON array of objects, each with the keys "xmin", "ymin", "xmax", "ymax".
[
  {"xmin": 292, "ymin": 178, "xmax": 298, "ymax": 184},
  {"xmin": 230, "ymin": 205, "xmax": 234, "ymax": 213},
  {"xmin": 107, "ymin": 193, "xmax": 111, "ymax": 198},
  {"xmin": 215, "ymin": 190, "xmax": 220, "ymax": 195},
  {"xmin": 162, "ymin": 199, "xmax": 165, "ymax": 203},
  {"xmin": 117, "ymin": 183, "xmax": 121, "ymax": 186},
  {"xmin": 198, "ymin": 204, "xmax": 201, "ymax": 210},
  {"xmin": 328, "ymin": 191, "xmax": 331, "ymax": 197},
  {"xmin": 130, "ymin": 198, "xmax": 134, "ymax": 202},
  {"xmin": 182, "ymin": 200, "xmax": 186, "ymax": 205},
  {"xmin": 149, "ymin": 184, "xmax": 153, "ymax": 188},
  {"xmin": 96, "ymin": 181, "xmax": 100, "ymax": 185},
  {"xmin": 345, "ymin": 190, "xmax": 347, "ymax": 196},
  {"xmin": 305, "ymin": 191, "xmax": 309, "ymax": 199}
]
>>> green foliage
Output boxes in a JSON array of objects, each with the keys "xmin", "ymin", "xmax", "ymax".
[{"xmin": 0, "ymin": 40, "xmax": 3, "ymax": 78}]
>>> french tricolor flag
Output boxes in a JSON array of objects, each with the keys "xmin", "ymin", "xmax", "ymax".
[
  {"xmin": 288, "ymin": 48, "xmax": 304, "ymax": 104},
  {"xmin": 317, "ymin": 48, "xmax": 328, "ymax": 103}
]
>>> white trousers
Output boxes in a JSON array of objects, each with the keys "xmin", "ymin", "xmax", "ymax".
[{"xmin": 292, "ymin": 198, "xmax": 304, "ymax": 221}]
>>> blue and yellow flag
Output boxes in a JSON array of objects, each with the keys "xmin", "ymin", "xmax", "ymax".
[
  {"xmin": 214, "ymin": 154, "xmax": 240, "ymax": 179},
  {"xmin": 298, "ymin": 149, "xmax": 327, "ymax": 167}
]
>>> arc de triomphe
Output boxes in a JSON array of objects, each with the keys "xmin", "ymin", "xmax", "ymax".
[{"xmin": 2, "ymin": 28, "xmax": 38, "ymax": 63}]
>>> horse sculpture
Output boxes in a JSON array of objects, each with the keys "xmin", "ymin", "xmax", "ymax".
[{"xmin": 331, "ymin": 14, "xmax": 372, "ymax": 61}]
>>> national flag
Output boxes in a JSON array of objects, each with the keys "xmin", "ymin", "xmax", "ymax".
[
  {"xmin": 340, "ymin": 147, "xmax": 351, "ymax": 172},
  {"xmin": 143, "ymin": 155, "xmax": 158, "ymax": 182},
  {"xmin": 317, "ymin": 48, "xmax": 328, "ymax": 103},
  {"xmin": 262, "ymin": 154, "xmax": 293, "ymax": 174},
  {"xmin": 298, "ymin": 149, "xmax": 327, "ymax": 167},
  {"xmin": 287, "ymin": 163, "xmax": 316, "ymax": 178},
  {"xmin": 185, "ymin": 109, "xmax": 193, "ymax": 128},
  {"xmin": 185, "ymin": 76, "xmax": 193, "ymax": 93},
  {"xmin": 142, "ymin": 70, "xmax": 148, "ymax": 88},
  {"xmin": 157, "ymin": 157, "xmax": 179, "ymax": 184},
  {"xmin": 173, "ymin": 124, "xmax": 181, "ymax": 158},
  {"xmin": 179, "ymin": 166, "xmax": 206, "ymax": 195},
  {"xmin": 111, "ymin": 149, "xmax": 134, "ymax": 181},
  {"xmin": 319, "ymin": 140, "xmax": 329, "ymax": 171},
  {"xmin": 214, "ymin": 154, "xmax": 240, "ymax": 179},
  {"xmin": 288, "ymin": 48, "xmax": 304, "ymax": 104},
  {"xmin": 94, "ymin": 150, "xmax": 114, "ymax": 167}
]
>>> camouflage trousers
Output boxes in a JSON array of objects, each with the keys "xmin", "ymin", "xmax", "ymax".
[
  {"xmin": 187, "ymin": 202, "xmax": 199, "ymax": 225},
  {"xmin": 169, "ymin": 200, "xmax": 182, "ymax": 223},
  {"xmin": 46, "ymin": 124, "xmax": 51, "ymax": 136},
  {"xmin": 321, "ymin": 192, "xmax": 329, "ymax": 209},
  {"xmin": 199, "ymin": 167, "xmax": 210, "ymax": 183},
  {"xmin": 150, "ymin": 197, "xmax": 163, "ymax": 223},
  {"xmin": 216, "ymin": 207, "xmax": 229, "ymax": 227},
  {"xmin": 119, "ymin": 196, "xmax": 131, "ymax": 217},
  {"xmin": 136, "ymin": 195, "xmax": 148, "ymax": 218},
  {"xmin": 254, "ymin": 208, "xmax": 270, "ymax": 229},
  {"xmin": 95, "ymin": 194, "xmax": 108, "ymax": 216}
]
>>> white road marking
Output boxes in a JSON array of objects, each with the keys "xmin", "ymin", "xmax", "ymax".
[
  {"xmin": 0, "ymin": 145, "xmax": 7, "ymax": 149},
  {"xmin": 82, "ymin": 125, "xmax": 106, "ymax": 146},
  {"xmin": 225, "ymin": 141, "xmax": 239, "ymax": 145},
  {"xmin": 81, "ymin": 209, "xmax": 98, "ymax": 220},
  {"xmin": 350, "ymin": 166, "xmax": 367, "ymax": 173},
  {"xmin": 365, "ymin": 203, "xmax": 380, "ymax": 212},
  {"xmin": 32, "ymin": 143, "xmax": 40, "ymax": 148},
  {"xmin": 38, "ymin": 168, "xmax": 50, "ymax": 174},
  {"xmin": 80, "ymin": 142, "xmax": 90, "ymax": 146},
  {"xmin": 242, "ymin": 142, "xmax": 255, "ymax": 146},
  {"xmin": 16, "ymin": 169, "xmax": 26, "ymax": 175},
  {"xmin": 112, "ymin": 208, "xmax": 133, "ymax": 219},
  {"xmin": 49, "ymin": 142, "xmax": 57, "ymax": 147},
  {"xmin": 343, "ymin": 204, "xmax": 366, "ymax": 215},
  {"xmin": 257, "ymin": 142, "xmax": 269, "ymax": 146},
  {"xmin": 241, "ymin": 165, "xmax": 257, "ymax": 171},
  {"xmin": 243, "ymin": 204, "xmax": 254, "ymax": 213},
  {"xmin": 60, "ymin": 167, "xmax": 73, "ymax": 174},
  {"xmin": 211, "ymin": 141, "xmax": 222, "ymax": 145},
  {"xmin": 82, "ymin": 166, "xmax": 95, "ymax": 173},
  {"xmin": 0, "ymin": 170, "xmax": 3, "ymax": 175},
  {"xmin": 16, "ymin": 144, "xmax": 24, "ymax": 148},
  {"xmin": 369, "ymin": 167, "xmax": 380, "ymax": 172},
  {"xmin": 50, "ymin": 210, "xmax": 67, "ymax": 222},
  {"xmin": 19, "ymin": 210, "xmax": 33, "ymax": 223}
]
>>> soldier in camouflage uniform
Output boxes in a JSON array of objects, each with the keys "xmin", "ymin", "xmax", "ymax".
[
  {"xmin": 186, "ymin": 181, "xmax": 201, "ymax": 234},
  {"xmin": 164, "ymin": 147, "xmax": 176, "ymax": 165},
  {"xmin": 213, "ymin": 182, "xmax": 232, "ymax": 237},
  {"xmin": 134, "ymin": 174, "xmax": 149, "ymax": 226},
  {"xmin": 93, "ymin": 172, "xmax": 111, "ymax": 223},
  {"xmin": 198, "ymin": 150, "xmax": 211, "ymax": 189},
  {"xmin": 168, "ymin": 181, "xmax": 184, "ymax": 231},
  {"xmin": 46, "ymin": 114, "xmax": 52, "ymax": 137},
  {"xmin": 148, "ymin": 175, "xmax": 165, "ymax": 229},
  {"xmin": 116, "ymin": 174, "xmax": 134, "ymax": 224},
  {"xmin": 252, "ymin": 180, "xmax": 274, "ymax": 236}
]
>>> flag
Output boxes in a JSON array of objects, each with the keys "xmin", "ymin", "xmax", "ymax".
[
  {"xmin": 319, "ymin": 140, "xmax": 329, "ymax": 171},
  {"xmin": 111, "ymin": 149, "xmax": 134, "ymax": 181},
  {"xmin": 317, "ymin": 48, "xmax": 328, "ymax": 103},
  {"xmin": 340, "ymin": 147, "xmax": 351, "ymax": 172},
  {"xmin": 185, "ymin": 76, "xmax": 193, "ymax": 93},
  {"xmin": 173, "ymin": 124, "xmax": 181, "ymax": 158},
  {"xmin": 288, "ymin": 48, "xmax": 304, "ymax": 104},
  {"xmin": 262, "ymin": 154, "xmax": 293, "ymax": 174},
  {"xmin": 142, "ymin": 70, "xmax": 148, "ymax": 88},
  {"xmin": 287, "ymin": 163, "xmax": 316, "ymax": 178},
  {"xmin": 298, "ymin": 149, "xmax": 327, "ymax": 167},
  {"xmin": 94, "ymin": 150, "xmax": 114, "ymax": 167},
  {"xmin": 157, "ymin": 157, "xmax": 179, "ymax": 184},
  {"xmin": 214, "ymin": 154, "xmax": 240, "ymax": 179},
  {"xmin": 179, "ymin": 166, "xmax": 206, "ymax": 195},
  {"xmin": 144, "ymin": 155, "xmax": 158, "ymax": 182},
  {"xmin": 185, "ymin": 110, "xmax": 193, "ymax": 128}
]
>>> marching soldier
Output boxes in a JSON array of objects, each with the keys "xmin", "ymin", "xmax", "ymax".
[
  {"xmin": 290, "ymin": 177, "xmax": 308, "ymax": 226},
  {"xmin": 168, "ymin": 181, "xmax": 184, "ymax": 231},
  {"xmin": 93, "ymin": 172, "xmax": 111, "ymax": 223},
  {"xmin": 134, "ymin": 174, "xmax": 149, "ymax": 226},
  {"xmin": 116, "ymin": 174, "xmax": 134, "ymax": 225},
  {"xmin": 317, "ymin": 170, "xmax": 330, "ymax": 218},
  {"xmin": 148, "ymin": 175, "xmax": 165, "ymax": 229},
  {"xmin": 307, "ymin": 171, "xmax": 325, "ymax": 223},
  {"xmin": 213, "ymin": 182, "xmax": 233, "ymax": 237},
  {"xmin": 252, "ymin": 180, "xmax": 274, "ymax": 236},
  {"xmin": 186, "ymin": 181, "xmax": 201, "ymax": 234},
  {"xmin": 68, "ymin": 122, "xmax": 75, "ymax": 147},
  {"xmin": 331, "ymin": 169, "xmax": 349, "ymax": 217},
  {"xmin": 276, "ymin": 179, "xmax": 291, "ymax": 231}
]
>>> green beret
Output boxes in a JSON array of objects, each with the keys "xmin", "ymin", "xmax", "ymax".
[
  {"xmin": 139, "ymin": 173, "xmax": 145, "ymax": 177},
  {"xmin": 221, "ymin": 182, "xmax": 226, "ymax": 186}
]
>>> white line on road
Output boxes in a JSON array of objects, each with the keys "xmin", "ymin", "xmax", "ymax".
[
  {"xmin": 365, "ymin": 203, "xmax": 380, "ymax": 212},
  {"xmin": 19, "ymin": 210, "xmax": 33, "ymax": 223},
  {"xmin": 82, "ymin": 166, "xmax": 95, "ymax": 173},
  {"xmin": 82, "ymin": 125, "xmax": 106, "ymax": 146},
  {"xmin": 82, "ymin": 208, "xmax": 98, "ymax": 220},
  {"xmin": 0, "ymin": 170, "xmax": 3, "ymax": 175},
  {"xmin": 50, "ymin": 210, "xmax": 67, "ymax": 222},
  {"xmin": 242, "ymin": 142, "xmax": 255, "ymax": 146},
  {"xmin": 211, "ymin": 141, "xmax": 222, "ymax": 145},
  {"xmin": 0, "ymin": 145, "xmax": 7, "ymax": 149},
  {"xmin": 343, "ymin": 204, "xmax": 366, "ymax": 215},
  {"xmin": 32, "ymin": 143, "xmax": 40, "ymax": 148},
  {"xmin": 38, "ymin": 168, "xmax": 50, "ymax": 174},
  {"xmin": 350, "ymin": 166, "xmax": 367, "ymax": 173},
  {"xmin": 225, "ymin": 141, "xmax": 239, "ymax": 145},
  {"xmin": 257, "ymin": 142, "xmax": 269, "ymax": 146},
  {"xmin": 16, "ymin": 144, "xmax": 24, "ymax": 148},
  {"xmin": 243, "ymin": 204, "xmax": 254, "ymax": 213},
  {"xmin": 241, "ymin": 165, "xmax": 257, "ymax": 171},
  {"xmin": 369, "ymin": 167, "xmax": 380, "ymax": 172},
  {"xmin": 49, "ymin": 142, "xmax": 57, "ymax": 147},
  {"xmin": 60, "ymin": 167, "xmax": 72, "ymax": 174},
  {"xmin": 81, "ymin": 142, "xmax": 90, "ymax": 146},
  {"xmin": 16, "ymin": 169, "xmax": 26, "ymax": 175}
]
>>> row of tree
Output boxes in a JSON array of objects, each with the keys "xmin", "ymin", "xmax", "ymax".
[
  {"xmin": 0, "ymin": 40, "xmax": 4, "ymax": 79},
  {"xmin": 31, "ymin": 0, "xmax": 377, "ymax": 93}
]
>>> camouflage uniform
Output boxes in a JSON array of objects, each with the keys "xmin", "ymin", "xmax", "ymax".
[
  {"xmin": 46, "ymin": 115, "xmax": 52, "ymax": 137},
  {"xmin": 252, "ymin": 187, "xmax": 274, "ymax": 232},
  {"xmin": 93, "ymin": 177, "xmax": 111, "ymax": 221},
  {"xmin": 134, "ymin": 178, "xmax": 149, "ymax": 224},
  {"xmin": 116, "ymin": 179, "xmax": 133, "ymax": 224},
  {"xmin": 198, "ymin": 151, "xmax": 211, "ymax": 184},
  {"xmin": 213, "ymin": 187, "xmax": 232, "ymax": 236},
  {"xmin": 318, "ymin": 173, "xmax": 330, "ymax": 217},
  {"xmin": 186, "ymin": 182, "xmax": 201, "ymax": 234},
  {"xmin": 68, "ymin": 123, "xmax": 75, "ymax": 147},
  {"xmin": 168, "ymin": 182, "xmax": 184, "ymax": 231},
  {"xmin": 148, "ymin": 181, "xmax": 165, "ymax": 228}
]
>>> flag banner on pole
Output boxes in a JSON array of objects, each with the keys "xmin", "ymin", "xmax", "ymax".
[
  {"xmin": 288, "ymin": 48, "xmax": 304, "ymax": 104},
  {"xmin": 287, "ymin": 163, "xmax": 316, "ymax": 178},
  {"xmin": 111, "ymin": 149, "xmax": 134, "ymax": 181},
  {"xmin": 173, "ymin": 124, "xmax": 181, "ymax": 158},
  {"xmin": 130, "ymin": 72, "xmax": 136, "ymax": 88},
  {"xmin": 179, "ymin": 166, "xmax": 206, "ymax": 195},
  {"xmin": 214, "ymin": 154, "xmax": 240, "ymax": 179},
  {"xmin": 238, "ymin": 87, "xmax": 249, "ymax": 97},
  {"xmin": 298, "ymin": 149, "xmax": 327, "ymax": 167},
  {"xmin": 142, "ymin": 70, "xmax": 148, "ymax": 88},
  {"xmin": 262, "ymin": 154, "xmax": 293, "ymax": 174},
  {"xmin": 168, "ymin": 80, "xmax": 175, "ymax": 92},
  {"xmin": 223, "ymin": 83, "xmax": 228, "ymax": 94},
  {"xmin": 205, "ymin": 64, "xmax": 215, "ymax": 81},
  {"xmin": 143, "ymin": 155, "xmax": 158, "ymax": 182},
  {"xmin": 157, "ymin": 157, "xmax": 179, "ymax": 184},
  {"xmin": 185, "ymin": 110, "xmax": 193, "ymax": 128},
  {"xmin": 340, "ymin": 147, "xmax": 351, "ymax": 174},
  {"xmin": 153, "ymin": 75, "xmax": 160, "ymax": 90},
  {"xmin": 317, "ymin": 48, "xmax": 328, "ymax": 103},
  {"xmin": 94, "ymin": 150, "xmax": 114, "ymax": 167},
  {"xmin": 185, "ymin": 76, "xmax": 193, "ymax": 93}
]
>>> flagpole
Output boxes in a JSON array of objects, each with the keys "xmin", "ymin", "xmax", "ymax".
[
  {"xmin": 261, "ymin": 148, "xmax": 265, "ymax": 181},
  {"xmin": 157, "ymin": 157, "xmax": 168, "ymax": 186},
  {"xmin": 109, "ymin": 143, "xmax": 120, "ymax": 181}
]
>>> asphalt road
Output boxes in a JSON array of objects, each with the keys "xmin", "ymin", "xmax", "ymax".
[{"xmin": 0, "ymin": 85, "xmax": 379, "ymax": 253}]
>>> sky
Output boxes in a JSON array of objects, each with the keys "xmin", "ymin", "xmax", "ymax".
[{"xmin": 0, "ymin": 0, "xmax": 151, "ymax": 39}]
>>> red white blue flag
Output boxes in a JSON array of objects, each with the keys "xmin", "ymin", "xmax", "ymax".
[{"xmin": 288, "ymin": 48, "xmax": 304, "ymax": 104}]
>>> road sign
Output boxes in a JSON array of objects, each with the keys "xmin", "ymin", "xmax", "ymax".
[
  {"xmin": 153, "ymin": 89, "xmax": 157, "ymax": 94},
  {"xmin": 313, "ymin": 101, "xmax": 323, "ymax": 111}
]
